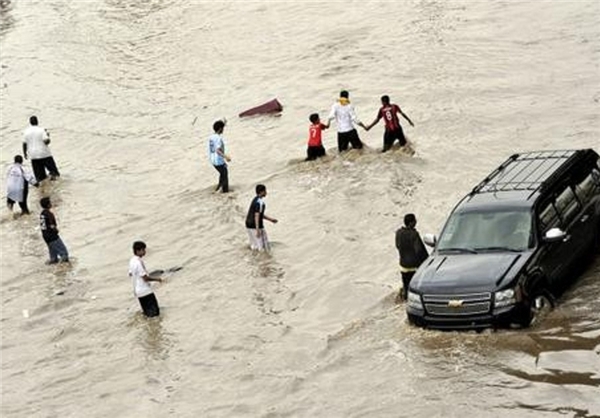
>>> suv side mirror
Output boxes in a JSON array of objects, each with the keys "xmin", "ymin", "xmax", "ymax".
[
  {"xmin": 423, "ymin": 233, "xmax": 437, "ymax": 247},
  {"xmin": 543, "ymin": 227, "xmax": 566, "ymax": 243}
]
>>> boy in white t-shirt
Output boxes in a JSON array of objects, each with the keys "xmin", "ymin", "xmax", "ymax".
[{"xmin": 128, "ymin": 241, "xmax": 163, "ymax": 317}]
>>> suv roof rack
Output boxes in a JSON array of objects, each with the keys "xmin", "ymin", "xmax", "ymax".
[{"xmin": 470, "ymin": 150, "xmax": 580, "ymax": 197}]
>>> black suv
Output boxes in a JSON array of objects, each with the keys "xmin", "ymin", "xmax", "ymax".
[{"xmin": 407, "ymin": 149, "xmax": 600, "ymax": 330}]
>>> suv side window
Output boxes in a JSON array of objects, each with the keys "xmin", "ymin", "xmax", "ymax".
[
  {"xmin": 575, "ymin": 169, "xmax": 600, "ymax": 205},
  {"xmin": 539, "ymin": 203, "xmax": 560, "ymax": 233},
  {"xmin": 554, "ymin": 186, "xmax": 581, "ymax": 225}
]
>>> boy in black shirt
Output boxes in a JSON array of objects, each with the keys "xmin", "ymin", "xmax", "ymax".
[
  {"xmin": 40, "ymin": 197, "xmax": 69, "ymax": 263},
  {"xmin": 245, "ymin": 184, "xmax": 278, "ymax": 251}
]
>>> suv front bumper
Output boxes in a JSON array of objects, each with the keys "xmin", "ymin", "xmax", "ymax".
[{"xmin": 407, "ymin": 305, "xmax": 520, "ymax": 330}]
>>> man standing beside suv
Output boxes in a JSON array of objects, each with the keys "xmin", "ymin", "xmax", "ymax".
[{"xmin": 395, "ymin": 213, "xmax": 429, "ymax": 303}]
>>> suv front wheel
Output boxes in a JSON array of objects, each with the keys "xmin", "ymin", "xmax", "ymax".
[{"xmin": 517, "ymin": 288, "xmax": 555, "ymax": 328}]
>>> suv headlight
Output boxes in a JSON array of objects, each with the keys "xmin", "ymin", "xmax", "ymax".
[
  {"xmin": 494, "ymin": 288, "xmax": 516, "ymax": 308},
  {"xmin": 407, "ymin": 291, "xmax": 423, "ymax": 310}
]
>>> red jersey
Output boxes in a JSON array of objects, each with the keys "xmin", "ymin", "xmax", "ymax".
[
  {"xmin": 308, "ymin": 123, "xmax": 327, "ymax": 147},
  {"xmin": 377, "ymin": 104, "xmax": 402, "ymax": 131}
]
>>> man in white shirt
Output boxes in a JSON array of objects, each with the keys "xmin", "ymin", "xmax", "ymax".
[
  {"xmin": 23, "ymin": 115, "xmax": 60, "ymax": 182},
  {"xmin": 129, "ymin": 241, "xmax": 163, "ymax": 317},
  {"xmin": 328, "ymin": 90, "xmax": 368, "ymax": 152},
  {"xmin": 6, "ymin": 155, "xmax": 38, "ymax": 215}
]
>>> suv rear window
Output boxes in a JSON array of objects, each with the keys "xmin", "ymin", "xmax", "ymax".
[
  {"xmin": 554, "ymin": 186, "xmax": 580, "ymax": 225},
  {"xmin": 575, "ymin": 169, "xmax": 600, "ymax": 204}
]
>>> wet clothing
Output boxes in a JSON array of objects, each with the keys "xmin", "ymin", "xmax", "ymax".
[
  {"xmin": 6, "ymin": 163, "xmax": 36, "ymax": 213},
  {"xmin": 396, "ymin": 226, "xmax": 428, "ymax": 297},
  {"xmin": 208, "ymin": 133, "xmax": 226, "ymax": 166},
  {"xmin": 40, "ymin": 209, "xmax": 60, "ymax": 243},
  {"xmin": 396, "ymin": 226, "xmax": 428, "ymax": 271},
  {"xmin": 328, "ymin": 100, "xmax": 364, "ymax": 151},
  {"xmin": 23, "ymin": 125, "xmax": 60, "ymax": 182},
  {"xmin": 306, "ymin": 122, "xmax": 328, "ymax": 161},
  {"xmin": 328, "ymin": 101, "xmax": 362, "ymax": 133},
  {"xmin": 40, "ymin": 209, "xmax": 69, "ymax": 262},
  {"xmin": 383, "ymin": 127, "xmax": 407, "ymax": 151},
  {"xmin": 308, "ymin": 122, "xmax": 327, "ymax": 147},
  {"xmin": 138, "ymin": 293, "xmax": 160, "ymax": 317},
  {"xmin": 213, "ymin": 164, "xmax": 229, "ymax": 193},
  {"xmin": 245, "ymin": 196, "xmax": 265, "ymax": 229},
  {"xmin": 246, "ymin": 196, "xmax": 271, "ymax": 251},
  {"xmin": 23, "ymin": 125, "xmax": 51, "ymax": 159},
  {"xmin": 377, "ymin": 104, "xmax": 407, "ymax": 151},
  {"xmin": 377, "ymin": 104, "xmax": 402, "ymax": 132},
  {"xmin": 129, "ymin": 255, "xmax": 152, "ymax": 298},
  {"xmin": 306, "ymin": 145, "xmax": 326, "ymax": 161},
  {"xmin": 129, "ymin": 255, "xmax": 160, "ymax": 317},
  {"xmin": 31, "ymin": 157, "xmax": 60, "ymax": 182},
  {"xmin": 47, "ymin": 238, "xmax": 69, "ymax": 263},
  {"xmin": 337, "ymin": 129, "xmax": 363, "ymax": 152},
  {"xmin": 246, "ymin": 228, "xmax": 270, "ymax": 251},
  {"xmin": 208, "ymin": 133, "xmax": 229, "ymax": 192}
]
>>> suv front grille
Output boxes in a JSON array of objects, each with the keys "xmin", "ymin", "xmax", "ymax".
[{"xmin": 423, "ymin": 292, "xmax": 492, "ymax": 316}]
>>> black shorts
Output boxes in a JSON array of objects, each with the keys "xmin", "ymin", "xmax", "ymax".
[
  {"xmin": 31, "ymin": 157, "xmax": 60, "ymax": 182},
  {"xmin": 306, "ymin": 145, "xmax": 326, "ymax": 160},
  {"xmin": 138, "ymin": 293, "xmax": 160, "ymax": 317},
  {"xmin": 337, "ymin": 129, "xmax": 363, "ymax": 152},
  {"xmin": 383, "ymin": 127, "xmax": 406, "ymax": 150}
]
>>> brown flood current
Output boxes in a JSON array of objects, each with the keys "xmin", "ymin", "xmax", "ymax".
[{"xmin": 1, "ymin": 1, "xmax": 599, "ymax": 417}]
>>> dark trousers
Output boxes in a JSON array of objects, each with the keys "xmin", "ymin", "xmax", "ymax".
[
  {"xmin": 213, "ymin": 164, "xmax": 229, "ymax": 193},
  {"xmin": 306, "ymin": 145, "xmax": 326, "ymax": 161},
  {"xmin": 337, "ymin": 129, "xmax": 363, "ymax": 152},
  {"xmin": 401, "ymin": 271, "xmax": 416, "ymax": 299},
  {"xmin": 32, "ymin": 157, "xmax": 60, "ymax": 182},
  {"xmin": 138, "ymin": 293, "xmax": 160, "ymax": 317},
  {"xmin": 383, "ymin": 127, "xmax": 407, "ymax": 151}
]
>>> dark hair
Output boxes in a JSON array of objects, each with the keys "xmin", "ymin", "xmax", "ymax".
[
  {"xmin": 213, "ymin": 120, "xmax": 225, "ymax": 133},
  {"xmin": 30, "ymin": 116, "xmax": 38, "ymax": 125},
  {"xmin": 309, "ymin": 113, "xmax": 320, "ymax": 124},
  {"xmin": 340, "ymin": 90, "xmax": 349, "ymax": 99},
  {"xmin": 14, "ymin": 155, "xmax": 23, "ymax": 164},
  {"xmin": 381, "ymin": 95, "xmax": 390, "ymax": 104},
  {"xmin": 255, "ymin": 184, "xmax": 266, "ymax": 195},
  {"xmin": 133, "ymin": 241, "xmax": 146, "ymax": 254},
  {"xmin": 404, "ymin": 213, "xmax": 417, "ymax": 226},
  {"xmin": 40, "ymin": 197, "xmax": 51, "ymax": 209}
]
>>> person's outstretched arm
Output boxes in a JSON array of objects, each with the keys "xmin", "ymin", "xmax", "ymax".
[
  {"xmin": 264, "ymin": 214, "xmax": 278, "ymax": 224},
  {"xmin": 399, "ymin": 109, "xmax": 414, "ymax": 127}
]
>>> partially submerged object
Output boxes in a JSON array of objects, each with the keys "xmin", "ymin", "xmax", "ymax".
[{"xmin": 239, "ymin": 98, "xmax": 283, "ymax": 117}]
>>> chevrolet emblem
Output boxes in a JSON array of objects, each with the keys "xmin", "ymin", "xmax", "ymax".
[{"xmin": 448, "ymin": 300, "xmax": 464, "ymax": 308}]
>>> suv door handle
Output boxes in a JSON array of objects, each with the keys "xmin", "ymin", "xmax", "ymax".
[{"xmin": 580, "ymin": 214, "xmax": 590, "ymax": 223}]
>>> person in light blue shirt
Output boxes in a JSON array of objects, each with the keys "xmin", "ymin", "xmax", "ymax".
[{"xmin": 207, "ymin": 120, "xmax": 231, "ymax": 193}]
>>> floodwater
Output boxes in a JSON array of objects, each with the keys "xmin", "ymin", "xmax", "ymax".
[{"xmin": 1, "ymin": 1, "xmax": 599, "ymax": 417}]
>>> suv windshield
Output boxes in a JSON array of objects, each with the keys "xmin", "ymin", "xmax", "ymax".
[{"xmin": 438, "ymin": 209, "xmax": 533, "ymax": 252}]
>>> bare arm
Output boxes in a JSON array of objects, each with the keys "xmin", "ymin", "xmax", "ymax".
[
  {"xmin": 216, "ymin": 146, "xmax": 231, "ymax": 162},
  {"xmin": 255, "ymin": 212, "xmax": 261, "ymax": 237},
  {"xmin": 264, "ymin": 214, "xmax": 278, "ymax": 224},
  {"xmin": 365, "ymin": 115, "xmax": 381, "ymax": 131},
  {"xmin": 142, "ymin": 274, "xmax": 163, "ymax": 283},
  {"xmin": 399, "ymin": 110, "xmax": 414, "ymax": 127},
  {"xmin": 22, "ymin": 143, "xmax": 28, "ymax": 159}
]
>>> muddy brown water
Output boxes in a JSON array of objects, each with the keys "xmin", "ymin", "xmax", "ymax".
[{"xmin": 1, "ymin": 1, "xmax": 599, "ymax": 417}]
